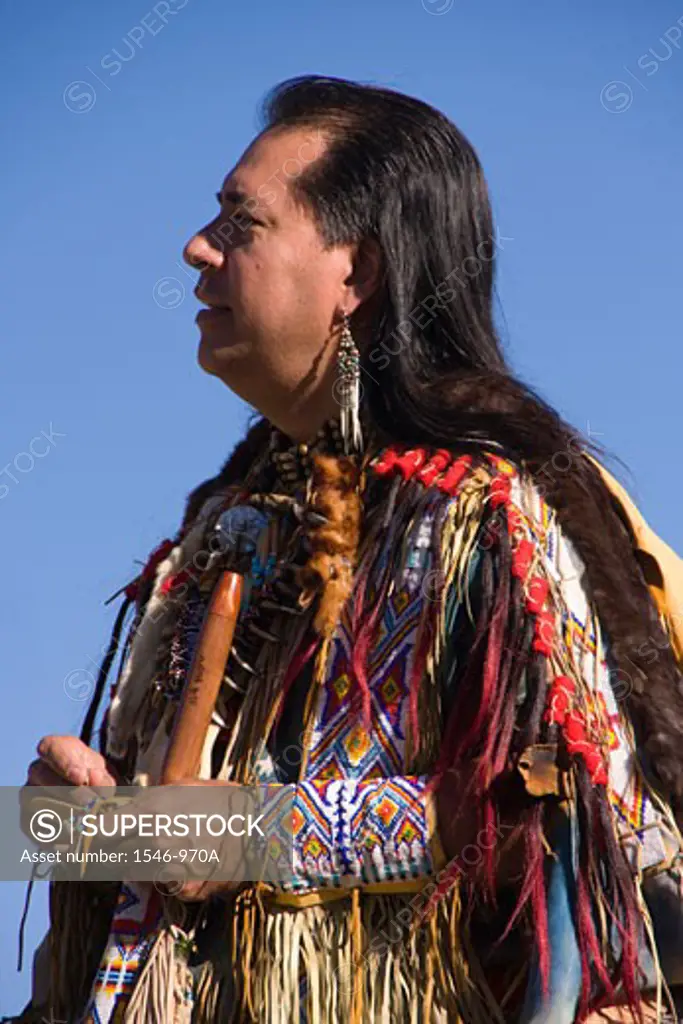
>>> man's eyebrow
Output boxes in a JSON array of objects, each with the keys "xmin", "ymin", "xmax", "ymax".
[
  {"xmin": 216, "ymin": 186, "xmax": 274, "ymax": 223},
  {"xmin": 216, "ymin": 188, "xmax": 249, "ymax": 206}
]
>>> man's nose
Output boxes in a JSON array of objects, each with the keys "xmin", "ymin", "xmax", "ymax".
[{"xmin": 183, "ymin": 231, "xmax": 225, "ymax": 271}]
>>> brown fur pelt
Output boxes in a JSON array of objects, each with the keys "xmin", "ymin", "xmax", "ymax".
[{"xmin": 296, "ymin": 452, "xmax": 363, "ymax": 638}]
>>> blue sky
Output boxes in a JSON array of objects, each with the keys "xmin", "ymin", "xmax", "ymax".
[{"xmin": 1, "ymin": 0, "xmax": 682, "ymax": 1012}]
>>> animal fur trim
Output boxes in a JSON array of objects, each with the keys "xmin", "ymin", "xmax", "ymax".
[{"xmin": 297, "ymin": 453, "xmax": 363, "ymax": 639}]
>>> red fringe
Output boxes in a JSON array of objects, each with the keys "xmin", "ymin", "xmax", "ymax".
[
  {"xmin": 272, "ymin": 634, "xmax": 319, "ymax": 733},
  {"xmin": 407, "ymin": 613, "xmax": 433, "ymax": 761},
  {"xmin": 455, "ymin": 555, "xmax": 510, "ymax": 791},
  {"xmin": 575, "ymin": 869, "xmax": 616, "ymax": 1018},
  {"xmin": 482, "ymin": 794, "xmax": 498, "ymax": 901},
  {"xmin": 498, "ymin": 809, "xmax": 545, "ymax": 944},
  {"xmin": 350, "ymin": 568, "xmax": 386, "ymax": 731},
  {"xmin": 532, "ymin": 849, "xmax": 551, "ymax": 998}
]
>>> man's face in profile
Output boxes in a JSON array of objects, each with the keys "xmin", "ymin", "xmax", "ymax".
[{"xmin": 183, "ymin": 126, "xmax": 356, "ymax": 430}]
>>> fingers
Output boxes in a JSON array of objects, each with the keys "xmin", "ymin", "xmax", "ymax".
[
  {"xmin": 36, "ymin": 735, "xmax": 91, "ymax": 784},
  {"xmin": 35, "ymin": 735, "xmax": 116, "ymax": 787},
  {"xmin": 89, "ymin": 763, "xmax": 120, "ymax": 787},
  {"xmin": 26, "ymin": 759, "xmax": 67, "ymax": 787}
]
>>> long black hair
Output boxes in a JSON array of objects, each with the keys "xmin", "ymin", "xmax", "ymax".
[{"xmin": 257, "ymin": 74, "xmax": 683, "ymax": 806}]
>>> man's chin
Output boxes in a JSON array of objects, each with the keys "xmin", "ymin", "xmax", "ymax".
[
  {"xmin": 197, "ymin": 337, "xmax": 220, "ymax": 376},
  {"xmin": 196, "ymin": 337, "xmax": 251, "ymax": 392},
  {"xmin": 197, "ymin": 334, "xmax": 237, "ymax": 376}
]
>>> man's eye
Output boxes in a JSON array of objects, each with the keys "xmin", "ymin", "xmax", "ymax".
[{"xmin": 215, "ymin": 195, "xmax": 260, "ymax": 225}]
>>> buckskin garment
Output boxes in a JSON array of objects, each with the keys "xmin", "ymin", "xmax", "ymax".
[{"xmin": 18, "ymin": 421, "xmax": 683, "ymax": 1024}]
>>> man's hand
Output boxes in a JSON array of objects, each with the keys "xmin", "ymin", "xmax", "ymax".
[
  {"xmin": 22, "ymin": 746, "xmax": 247, "ymax": 901},
  {"xmin": 20, "ymin": 735, "xmax": 121, "ymax": 845},
  {"xmin": 25, "ymin": 735, "xmax": 119, "ymax": 787}
]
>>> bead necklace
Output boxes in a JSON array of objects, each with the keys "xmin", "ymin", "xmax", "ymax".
[{"xmin": 268, "ymin": 418, "xmax": 346, "ymax": 492}]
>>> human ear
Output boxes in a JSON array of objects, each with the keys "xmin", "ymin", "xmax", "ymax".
[{"xmin": 343, "ymin": 237, "xmax": 383, "ymax": 311}]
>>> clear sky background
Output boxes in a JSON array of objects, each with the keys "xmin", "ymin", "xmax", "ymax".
[{"xmin": 1, "ymin": 0, "xmax": 681, "ymax": 1013}]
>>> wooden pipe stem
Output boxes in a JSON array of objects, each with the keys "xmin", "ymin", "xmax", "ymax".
[{"xmin": 161, "ymin": 571, "xmax": 243, "ymax": 784}]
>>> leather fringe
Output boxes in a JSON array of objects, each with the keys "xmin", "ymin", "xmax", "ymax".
[
  {"xmin": 123, "ymin": 915, "xmax": 195, "ymax": 1024},
  {"xmin": 172, "ymin": 887, "xmax": 508, "ymax": 1023}
]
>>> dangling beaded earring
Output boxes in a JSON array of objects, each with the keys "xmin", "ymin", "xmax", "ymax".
[{"xmin": 336, "ymin": 312, "xmax": 363, "ymax": 456}]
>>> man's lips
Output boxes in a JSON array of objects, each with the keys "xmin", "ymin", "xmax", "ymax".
[
  {"xmin": 194, "ymin": 285, "xmax": 232, "ymax": 326},
  {"xmin": 194, "ymin": 284, "xmax": 231, "ymax": 311},
  {"xmin": 196, "ymin": 306, "xmax": 232, "ymax": 325}
]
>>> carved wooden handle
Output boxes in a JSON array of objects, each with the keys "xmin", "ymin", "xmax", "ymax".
[{"xmin": 160, "ymin": 571, "xmax": 243, "ymax": 784}]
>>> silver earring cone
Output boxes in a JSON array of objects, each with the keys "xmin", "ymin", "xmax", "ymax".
[{"xmin": 336, "ymin": 313, "xmax": 363, "ymax": 456}]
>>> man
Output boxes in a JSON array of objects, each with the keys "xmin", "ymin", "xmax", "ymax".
[{"xmin": 17, "ymin": 75, "xmax": 683, "ymax": 1022}]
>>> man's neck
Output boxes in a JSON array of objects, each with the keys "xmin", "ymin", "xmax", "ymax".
[{"xmin": 270, "ymin": 393, "xmax": 341, "ymax": 446}]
